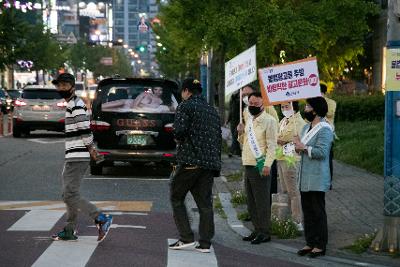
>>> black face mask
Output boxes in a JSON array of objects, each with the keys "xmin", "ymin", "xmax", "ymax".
[
  {"xmin": 248, "ymin": 106, "xmax": 263, "ymax": 116},
  {"xmin": 304, "ymin": 111, "xmax": 316, "ymax": 122},
  {"xmin": 58, "ymin": 89, "xmax": 73, "ymax": 99}
]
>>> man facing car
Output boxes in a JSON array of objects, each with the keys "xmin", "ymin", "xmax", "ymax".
[{"xmin": 168, "ymin": 78, "xmax": 222, "ymax": 253}]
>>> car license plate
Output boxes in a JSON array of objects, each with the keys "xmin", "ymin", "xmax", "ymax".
[
  {"xmin": 32, "ymin": 105, "xmax": 50, "ymax": 111},
  {"xmin": 127, "ymin": 134, "xmax": 147, "ymax": 145}
]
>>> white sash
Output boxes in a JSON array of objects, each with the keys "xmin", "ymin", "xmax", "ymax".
[
  {"xmin": 301, "ymin": 121, "xmax": 332, "ymax": 145},
  {"xmin": 246, "ymin": 115, "xmax": 263, "ymax": 159}
]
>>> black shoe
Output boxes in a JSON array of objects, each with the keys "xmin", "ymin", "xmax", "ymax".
[
  {"xmin": 250, "ymin": 234, "xmax": 271, "ymax": 244},
  {"xmin": 297, "ymin": 247, "xmax": 313, "ymax": 256},
  {"xmin": 308, "ymin": 249, "xmax": 326, "ymax": 258},
  {"xmin": 242, "ymin": 232, "xmax": 257, "ymax": 241}
]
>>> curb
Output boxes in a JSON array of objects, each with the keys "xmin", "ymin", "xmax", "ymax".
[{"xmin": 216, "ymin": 176, "xmax": 390, "ymax": 267}]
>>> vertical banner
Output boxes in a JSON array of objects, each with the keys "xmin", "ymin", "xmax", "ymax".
[
  {"xmin": 385, "ymin": 47, "xmax": 400, "ymax": 91},
  {"xmin": 225, "ymin": 45, "xmax": 257, "ymax": 96},
  {"xmin": 258, "ymin": 57, "xmax": 321, "ymax": 105}
]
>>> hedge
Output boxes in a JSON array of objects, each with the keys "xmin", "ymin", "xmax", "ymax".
[
  {"xmin": 274, "ymin": 94, "xmax": 385, "ymax": 122},
  {"xmin": 331, "ymin": 95, "xmax": 385, "ymax": 122}
]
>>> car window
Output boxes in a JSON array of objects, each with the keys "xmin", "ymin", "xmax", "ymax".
[
  {"xmin": 22, "ymin": 90, "xmax": 62, "ymax": 100},
  {"xmin": 7, "ymin": 90, "xmax": 21, "ymax": 98},
  {"xmin": 100, "ymin": 84, "xmax": 178, "ymax": 113}
]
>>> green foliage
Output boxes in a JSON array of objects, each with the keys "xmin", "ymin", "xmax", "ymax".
[
  {"xmin": 332, "ymin": 94, "xmax": 385, "ymax": 122},
  {"xmin": 231, "ymin": 190, "xmax": 247, "ymax": 207},
  {"xmin": 271, "ymin": 215, "xmax": 301, "ymax": 239},
  {"xmin": 334, "ymin": 120, "xmax": 384, "ymax": 175},
  {"xmin": 343, "ymin": 232, "xmax": 376, "ymax": 254},
  {"xmin": 226, "ymin": 170, "xmax": 243, "ymax": 182},
  {"xmin": 155, "ymin": 0, "xmax": 380, "ymax": 81},
  {"xmin": 237, "ymin": 211, "xmax": 251, "ymax": 221},
  {"xmin": 214, "ymin": 195, "xmax": 227, "ymax": 219}
]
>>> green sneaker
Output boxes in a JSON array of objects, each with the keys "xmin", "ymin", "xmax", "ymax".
[{"xmin": 51, "ymin": 227, "xmax": 78, "ymax": 241}]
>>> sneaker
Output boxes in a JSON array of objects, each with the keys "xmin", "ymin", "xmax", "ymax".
[
  {"xmin": 52, "ymin": 227, "xmax": 78, "ymax": 241},
  {"xmin": 296, "ymin": 222, "xmax": 304, "ymax": 232},
  {"xmin": 195, "ymin": 244, "xmax": 211, "ymax": 253},
  {"xmin": 168, "ymin": 240, "xmax": 196, "ymax": 250},
  {"xmin": 95, "ymin": 213, "xmax": 113, "ymax": 242}
]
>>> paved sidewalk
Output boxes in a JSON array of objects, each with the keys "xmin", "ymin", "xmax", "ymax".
[{"xmin": 217, "ymin": 154, "xmax": 398, "ymax": 266}]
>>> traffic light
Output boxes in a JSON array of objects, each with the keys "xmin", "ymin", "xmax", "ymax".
[{"xmin": 136, "ymin": 45, "xmax": 146, "ymax": 53}]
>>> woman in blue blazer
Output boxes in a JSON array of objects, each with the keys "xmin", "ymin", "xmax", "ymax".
[{"xmin": 294, "ymin": 97, "xmax": 333, "ymax": 258}]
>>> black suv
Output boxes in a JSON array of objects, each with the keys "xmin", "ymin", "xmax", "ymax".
[{"xmin": 90, "ymin": 77, "xmax": 179, "ymax": 175}]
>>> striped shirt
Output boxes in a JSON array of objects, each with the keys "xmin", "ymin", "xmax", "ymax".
[{"xmin": 65, "ymin": 96, "xmax": 94, "ymax": 161}]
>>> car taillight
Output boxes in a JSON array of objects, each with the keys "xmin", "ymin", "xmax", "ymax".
[
  {"xmin": 164, "ymin": 123, "xmax": 174, "ymax": 133},
  {"xmin": 90, "ymin": 120, "xmax": 111, "ymax": 132},
  {"xmin": 163, "ymin": 153, "xmax": 174, "ymax": 158},
  {"xmin": 57, "ymin": 101, "xmax": 68, "ymax": 107},
  {"xmin": 15, "ymin": 100, "xmax": 27, "ymax": 106},
  {"xmin": 99, "ymin": 151, "xmax": 110, "ymax": 155}
]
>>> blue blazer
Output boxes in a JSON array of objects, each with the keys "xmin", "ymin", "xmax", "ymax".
[{"xmin": 298, "ymin": 119, "xmax": 333, "ymax": 192}]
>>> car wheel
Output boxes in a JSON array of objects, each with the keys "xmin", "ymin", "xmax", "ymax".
[
  {"xmin": 90, "ymin": 164, "xmax": 103, "ymax": 175},
  {"xmin": 24, "ymin": 129, "xmax": 30, "ymax": 136},
  {"xmin": 13, "ymin": 126, "xmax": 21, "ymax": 137}
]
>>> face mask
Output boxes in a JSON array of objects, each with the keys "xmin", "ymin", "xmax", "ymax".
[
  {"xmin": 282, "ymin": 109, "xmax": 294, "ymax": 118},
  {"xmin": 248, "ymin": 106, "xmax": 263, "ymax": 116},
  {"xmin": 304, "ymin": 111, "xmax": 316, "ymax": 122},
  {"xmin": 58, "ymin": 89, "xmax": 73, "ymax": 99},
  {"xmin": 242, "ymin": 96, "xmax": 249, "ymax": 106}
]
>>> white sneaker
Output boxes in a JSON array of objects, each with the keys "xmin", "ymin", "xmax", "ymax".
[
  {"xmin": 296, "ymin": 222, "xmax": 304, "ymax": 232},
  {"xmin": 195, "ymin": 244, "xmax": 211, "ymax": 253},
  {"xmin": 168, "ymin": 240, "xmax": 196, "ymax": 250}
]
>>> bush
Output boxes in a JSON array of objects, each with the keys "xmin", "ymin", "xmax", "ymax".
[
  {"xmin": 332, "ymin": 94, "xmax": 385, "ymax": 122},
  {"xmin": 231, "ymin": 190, "xmax": 247, "ymax": 207},
  {"xmin": 271, "ymin": 215, "xmax": 301, "ymax": 239}
]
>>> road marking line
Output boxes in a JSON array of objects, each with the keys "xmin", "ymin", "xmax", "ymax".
[
  {"xmin": 85, "ymin": 177, "xmax": 170, "ymax": 181},
  {"xmin": 0, "ymin": 201, "xmax": 153, "ymax": 212},
  {"xmin": 88, "ymin": 224, "xmax": 146, "ymax": 229},
  {"xmin": 32, "ymin": 236, "xmax": 98, "ymax": 267},
  {"xmin": 167, "ymin": 239, "xmax": 218, "ymax": 267},
  {"xmin": 107, "ymin": 212, "xmax": 148, "ymax": 216},
  {"xmin": 7, "ymin": 210, "xmax": 65, "ymax": 231},
  {"xmin": 27, "ymin": 139, "xmax": 64, "ymax": 144}
]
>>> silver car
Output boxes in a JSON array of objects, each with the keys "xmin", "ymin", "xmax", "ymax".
[{"xmin": 13, "ymin": 85, "xmax": 66, "ymax": 137}]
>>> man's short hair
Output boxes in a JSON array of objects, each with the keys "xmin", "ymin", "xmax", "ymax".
[
  {"xmin": 181, "ymin": 78, "xmax": 202, "ymax": 94},
  {"xmin": 320, "ymin": 84, "xmax": 327, "ymax": 94},
  {"xmin": 248, "ymin": 92, "xmax": 262, "ymax": 99},
  {"xmin": 243, "ymin": 84, "xmax": 255, "ymax": 91}
]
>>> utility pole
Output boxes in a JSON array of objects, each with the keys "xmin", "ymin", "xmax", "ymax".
[{"xmin": 371, "ymin": 0, "xmax": 400, "ymax": 254}]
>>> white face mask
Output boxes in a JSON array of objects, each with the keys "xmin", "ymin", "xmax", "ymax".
[
  {"xmin": 242, "ymin": 96, "xmax": 249, "ymax": 106},
  {"xmin": 282, "ymin": 109, "xmax": 294, "ymax": 118}
]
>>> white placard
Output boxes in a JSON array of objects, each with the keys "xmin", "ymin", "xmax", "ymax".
[
  {"xmin": 225, "ymin": 45, "xmax": 257, "ymax": 95},
  {"xmin": 258, "ymin": 57, "xmax": 321, "ymax": 105}
]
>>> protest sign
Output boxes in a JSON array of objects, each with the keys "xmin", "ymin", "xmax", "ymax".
[
  {"xmin": 258, "ymin": 57, "xmax": 321, "ymax": 105},
  {"xmin": 225, "ymin": 45, "xmax": 257, "ymax": 96}
]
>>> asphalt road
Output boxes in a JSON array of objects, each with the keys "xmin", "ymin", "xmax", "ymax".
[{"xmin": 0, "ymin": 131, "xmax": 326, "ymax": 267}]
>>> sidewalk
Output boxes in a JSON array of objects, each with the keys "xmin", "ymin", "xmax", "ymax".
[{"xmin": 216, "ymin": 154, "xmax": 398, "ymax": 266}]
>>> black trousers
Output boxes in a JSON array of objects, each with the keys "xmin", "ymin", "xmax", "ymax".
[
  {"xmin": 300, "ymin": 191, "xmax": 328, "ymax": 250},
  {"xmin": 244, "ymin": 166, "xmax": 271, "ymax": 236},
  {"xmin": 230, "ymin": 124, "xmax": 241, "ymax": 156},
  {"xmin": 169, "ymin": 166, "xmax": 214, "ymax": 248}
]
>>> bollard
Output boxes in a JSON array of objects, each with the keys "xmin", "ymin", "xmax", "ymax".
[
  {"xmin": 271, "ymin": 193, "xmax": 290, "ymax": 221},
  {"xmin": 0, "ymin": 112, "xmax": 3, "ymax": 137}
]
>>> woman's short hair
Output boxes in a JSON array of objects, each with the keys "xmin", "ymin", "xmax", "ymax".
[
  {"xmin": 181, "ymin": 78, "xmax": 202, "ymax": 94},
  {"xmin": 306, "ymin": 97, "xmax": 328, "ymax": 117}
]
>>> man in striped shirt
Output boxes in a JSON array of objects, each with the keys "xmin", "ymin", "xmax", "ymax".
[{"xmin": 51, "ymin": 73, "xmax": 112, "ymax": 242}]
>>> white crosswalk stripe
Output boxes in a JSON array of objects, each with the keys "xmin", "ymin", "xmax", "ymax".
[
  {"xmin": 32, "ymin": 236, "xmax": 98, "ymax": 267},
  {"xmin": 7, "ymin": 210, "xmax": 65, "ymax": 231},
  {"xmin": 167, "ymin": 239, "xmax": 218, "ymax": 267}
]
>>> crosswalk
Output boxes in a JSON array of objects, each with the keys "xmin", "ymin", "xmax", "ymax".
[{"xmin": 0, "ymin": 201, "xmax": 220, "ymax": 267}]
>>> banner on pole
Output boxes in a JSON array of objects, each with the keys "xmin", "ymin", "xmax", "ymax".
[
  {"xmin": 385, "ymin": 48, "xmax": 400, "ymax": 91},
  {"xmin": 258, "ymin": 57, "xmax": 321, "ymax": 105},
  {"xmin": 225, "ymin": 45, "xmax": 257, "ymax": 96}
]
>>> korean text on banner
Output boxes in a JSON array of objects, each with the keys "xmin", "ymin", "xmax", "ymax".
[
  {"xmin": 225, "ymin": 45, "xmax": 257, "ymax": 96},
  {"xmin": 385, "ymin": 48, "xmax": 400, "ymax": 91},
  {"xmin": 258, "ymin": 57, "xmax": 321, "ymax": 105}
]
